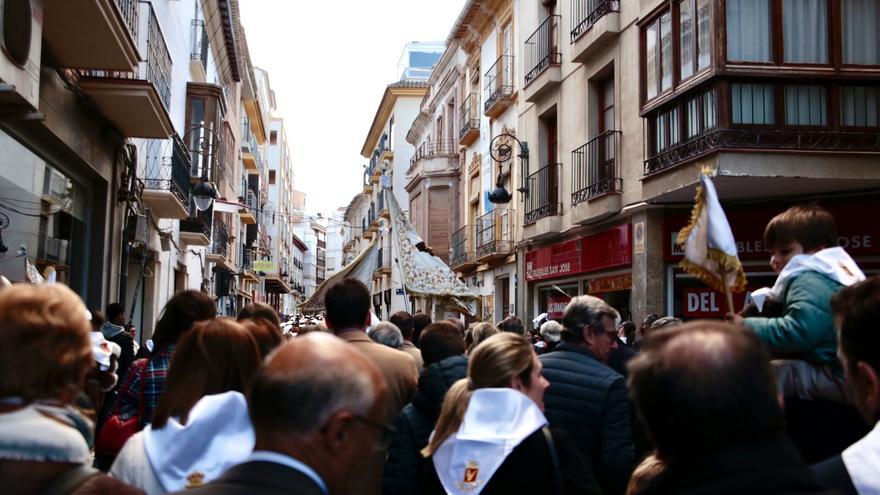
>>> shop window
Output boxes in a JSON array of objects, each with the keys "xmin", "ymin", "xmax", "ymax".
[
  {"xmin": 726, "ymin": 0, "xmax": 771, "ymax": 62},
  {"xmin": 731, "ymin": 83, "xmax": 775, "ymax": 125},
  {"xmin": 784, "ymin": 85, "xmax": 827, "ymax": 126},
  {"xmin": 782, "ymin": 0, "xmax": 828, "ymax": 64},
  {"xmin": 840, "ymin": 86, "xmax": 880, "ymax": 127},
  {"xmin": 842, "ymin": 0, "xmax": 880, "ymax": 65}
]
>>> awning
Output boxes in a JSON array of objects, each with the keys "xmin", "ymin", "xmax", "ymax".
[{"xmin": 264, "ymin": 275, "xmax": 291, "ymax": 294}]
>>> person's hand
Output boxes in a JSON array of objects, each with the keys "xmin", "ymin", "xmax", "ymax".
[{"xmin": 725, "ymin": 313, "xmax": 744, "ymax": 326}]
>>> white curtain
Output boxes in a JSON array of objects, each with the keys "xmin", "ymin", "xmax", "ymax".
[
  {"xmin": 785, "ymin": 85, "xmax": 827, "ymax": 126},
  {"xmin": 842, "ymin": 0, "xmax": 880, "ymax": 64},
  {"xmin": 783, "ymin": 0, "xmax": 828, "ymax": 63},
  {"xmin": 732, "ymin": 83, "xmax": 774, "ymax": 125},
  {"xmin": 726, "ymin": 0, "xmax": 771, "ymax": 62},
  {"xmin": 841, "ymin": 86, "xmax": 879, "ymax": 127}
]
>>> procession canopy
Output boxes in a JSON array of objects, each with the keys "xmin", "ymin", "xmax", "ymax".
[
  {"xmin": 384, "ymin": 189, "xmax": 477, "ymax": 301},
  {"xmin": 299, "ymin": 237, "xmax": 379, "ymax": 314}
]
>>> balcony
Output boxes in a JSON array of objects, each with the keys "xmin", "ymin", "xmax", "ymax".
[
  {"xmin": 409, "ymin": 140, "xmax": 458, "ymax": 173},
  {"xmin": 378, "ymin": 190, "xmax": 389, "ymax": 219},
  {"xmin": 571, "ymin": 0, "xmax": 621, "ymax": 63},
  {"xmin": 239, "ymin": 190, "xmax": 257, "ymax": 224},
  {"xmin": 190, "ymin": 20, "xmax": 209, "ymax": 82},
  {"xmin": 523, "ymin": 15, "xmax": 562, "ymax": 103},
  {"xmin": 374, "ymin": 247, "xmax": 392, "ymax": 278},
  {"xmin": 571, "ymin": 131, "xmax": 622, "ymax": 224},
  {"xmin": 523, "ymin": 163, "xmax": 562, "ymax": 240},
  {"xmin": 141, "ymin": 137, "xmax": 191, "ymax": 220},
  {"xmin": 379, "ymin": 133, "xmax": 394, "ymax": 162},
  {"xmin": 43, "ymin": 0, "xmax": 140, "ymax": 71},
  {"xmin": 475, "ymin": 209, "xmax": 514, "ymax": 264},
  {"xmin": 484, "ymin": 55, "xmax": 515, "ymax": 118},
  {"xmin": 206, "ymin": 220, "xmax": 235, "ymax": 271},
  {"xmin": 450, "ymin": 225, "xmax": 477, "ymax": 272},
  {"xmin": 459, "ymin": 93, "xmax": 480, "ymax": 146},
  {"xmin": 180, "ymin": 212, "xmax": 212, "ymax": 247},
  {"xmin": 240, "ymin": 246, "xmax": 259, "ymax": 282},
  {"xmin": 241, "ymin": 119, "xmax": 260, "ymax": 171},
  {"xmin": 78, "ymin": 2, "xmax": 173, "ymax": 138}
]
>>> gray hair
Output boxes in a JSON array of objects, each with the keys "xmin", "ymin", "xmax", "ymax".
[
  {"xmin": 370, "ymin": 322, "xmax": 403, "ymax": 349},
  {"xmin": 651, "ymin": 316, "xmax": 682, "ymax": 330},
  {"xmin": 561, "ymin": 295, "xmax": 620, "ymax": 341},
  {"xmin": 249, "ymin": 350, "xmax": 376, "ymax": 436},
  {"xmin": 540, "ymin": 320, "xmax": 562, "ymax": 344},
  {"xmin": 468, "ymin": 322, "xmax": 498, "ymax": 354}
]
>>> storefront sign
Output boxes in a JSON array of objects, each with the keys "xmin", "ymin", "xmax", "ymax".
[
  {"xmin": 583, "ymin": 224, "xmax": 632, "ymax": 272},
  {"xmin": 665, "ymin": 199, "xmax": 880, "ymax": 261},
  {"xmin": 683, "ymin": 288, "xmax": 754, "ymax": 318},
  {"xmin": 525, "ymin": 239, "xmax": 583, "ymax": 282},
  {"xmin": 547, "ymin": 296, "xmax": 571, "ymax": 319},
  {"xmin": 588, "ymin": 273, "xmax": 633, "ymax": 294},
  {"xmin": 252, "ymin": 260, "xmax": 276, "ymax": 272}
]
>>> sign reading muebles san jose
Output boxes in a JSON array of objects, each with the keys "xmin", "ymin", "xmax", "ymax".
[{"xmin": 525, "ymin": 225, "xmax": 632, "ymax": 282}]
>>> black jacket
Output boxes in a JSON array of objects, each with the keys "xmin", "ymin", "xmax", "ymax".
[
  {"xmin": 642, "ymin": 437, "xmax": 831, "ymax": 495},
  {"xmin": 383, "ymin": 355, "xmax": 468, "ymax": 495},
  {"xmin": 540, "ymin": 342, "xmax": 635, "ymax": 495},
  {"xmin": 173, "ymin": 461, "xmax": 324, "ymax": 495},
  {"xmin": 811, "ymin": 455, "xmax": 858, "ymax": 495},
  {"xmin": 422, "ymin": 427, "xmax": 601, "ymax": 495},
  {"xmin": 107, "ymin": 331, "xmax": 135, "ymax": 386}
]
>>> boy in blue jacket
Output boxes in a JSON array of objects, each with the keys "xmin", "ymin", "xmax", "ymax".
[{"xmin": 730, "ymin": 205, "xmax": 865, "ymax": 402}]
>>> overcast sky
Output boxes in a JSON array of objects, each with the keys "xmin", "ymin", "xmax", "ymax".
[{"xmin": 239, "ymin": 0, "xmax": 465, "ymax": 216}]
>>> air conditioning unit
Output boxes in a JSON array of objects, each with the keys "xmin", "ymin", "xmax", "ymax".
[{"xmin": 0, "ymin": 0, "xmax": 42, "ymax": 111}]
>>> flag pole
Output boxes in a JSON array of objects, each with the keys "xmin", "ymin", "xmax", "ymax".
[{"xmin": 718, "ymin": 265, "xmax": 736, "ymax": 316}]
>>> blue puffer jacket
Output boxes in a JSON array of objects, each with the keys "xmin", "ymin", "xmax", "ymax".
[
  {"xmin": 383, "ymin": 355, "xmax": 468, "ymax": 495},
  {"xmin": 540, "ymin": 342, "xmax": 636, "ymax": 495}
]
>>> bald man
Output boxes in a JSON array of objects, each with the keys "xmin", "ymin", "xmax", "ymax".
[{"xmin": 179, "ymin": 333, "xmax": 389, "ymax": 495}]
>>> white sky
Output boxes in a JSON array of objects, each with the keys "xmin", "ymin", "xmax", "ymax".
[{"xmin": 239, "ymin": 0, "xmax": 466, "ymax": 216}]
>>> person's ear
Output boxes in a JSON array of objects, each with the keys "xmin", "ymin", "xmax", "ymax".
[
  {"xmin": 321, "ymin": 410, "xmax": 355, "ymax": 453},
  {"xmin": 582, "ymin": 324, "xmax": 594, "ymax": 345},
  {"xmin": 510, "ymin": 375, "xmax": 524, "ymax": 392},
  {"xmin": 856, "ymin": 361, "xmax": 880, "ymax": 416}
]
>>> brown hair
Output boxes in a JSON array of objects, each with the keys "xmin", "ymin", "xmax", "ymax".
[
  {"xmin": 152, "ymin": 318, "xmax": 261, "ymax": 428},
  {"xmin": 422, "ymin": 333, "xmax": 534, "ymax": 457},
  {"xmin": 419, "ymin": 321, "xmax": 466, "ymax": 366},
  {"xmin": 832, "ymin": 276, "xmax": 880, "ymax": 376},
  {"xmin": 240, "ymin": 318, "xmax": 283, "ymax": 359},
  {"xmin": 0, "ymin": 284, "xmax": 92, "ymax": 402},
  {"xmin": 764, "ymin": 204, "xmax": 837, "ymax": 252},
  {"xmin": 152, "ymin": 290, "xmax": 216, "ymax": 349},
  {"xmin": 238, "ymin": 303, "xmax": 282, "ymax": 332}
]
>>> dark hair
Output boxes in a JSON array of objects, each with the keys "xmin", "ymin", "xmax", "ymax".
[
  {"xmin": 105, "ymin": 302, "xmax": 125, "ymax": 323},
  {"xmin": 238, "ymin": 303, "xmax": 282, "ymax": 332},
  {"xmin": 390, "ymin": 311, "xmax": 414, "ymax": 339},
  {"xmin": 412, "ymin": 313, "xmax": 432, "ymax": 346},
  {"xmin": 498, "ymin": 316, "xmax": 524, "ymax": 335},
  {"xmin": 152, "ymin": 291, "xmax": 216, "ymax": 349},
  {"xmin": 764, "ymin": 204, "xmax": 837, "ymax": 252},
  {"xmin": 832, "ymin": 276, "xmax": 880, "ymax": 376},
  {"xmin": 240, "ymin": 318, "xmax": 283, "ymax": 359},
  {"xmin": 420, "ymin": 321, "xmax": 466, "ymax": 366},
  {"xmin": 90, "ymin": 310, "xmax": 105, "ymax": 332},
  {"xmin": 324, "ymin": 279, "xmax": 370, "ymax": 330},
  {"xmin": 628, "ymin": 321, "xmax": 783, "ymax": 460},
  {"xmin": 152, "ymin": 318, "xmax": 261, "ymax": 428},
  {"xmin": 621, "ymin": 321, "xmax": 637, "ymax": 343}
]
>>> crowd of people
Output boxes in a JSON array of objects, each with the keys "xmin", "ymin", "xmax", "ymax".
[{"xmin": 1, "ymin": 204, "xmax": 878, "ymax": 495}]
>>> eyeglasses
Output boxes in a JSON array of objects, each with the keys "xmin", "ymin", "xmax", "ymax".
[{"xmin": 352, "ymin": 414, "xmax": 397, "ymax": 449}]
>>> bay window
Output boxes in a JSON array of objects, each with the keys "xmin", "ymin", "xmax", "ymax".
[
  {"xmin": 842, "ymin": 0, "xmax": 880, "ymax": 65},
  {"xmin": 784, "ymin": 85, "xmax": 827, "ymax": 126},
  {"xmin": 680, "ymin": 0, "xmax": 711, "ymax": 81},
  {"xmin": 732, "ymin": 83, "xmax": 775, "ymax": 125},
  {"xmin": 840, "ymin": 86, "xmax": 879, "ymax": 127},
  {"xmin": 645, "ymin": 12, "xmax": 673, "ymax": 100},
  {"xmin": 726, "ymin": 0, "xmax": 771, "ymax": 62},
  {"xmin": 782, "ymin": 0, "xmax": 828, "ymax": 64}
]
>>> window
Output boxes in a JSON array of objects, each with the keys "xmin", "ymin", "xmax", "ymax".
[
  {"xmin": 269, "ymin": 131, "xmax": 278, "ymax": 145},
  {"xmin": 269, "ymin": 170, "xmax": 276, "ymax": 184},
  {"xmin": 653, "ymin": 106, "xmax": 681, "ymax": 154},
  {"xmin": 388, "ymin": 116, "xmax": 394, "ymax": 151},
  {"xmin": 784, "ymin": 85, "xmax": 827, "ymax": 125},
  {"xmin": 783, "ymin": 0, "xmax": 828, "ymax": 64},
  {"xmin": 680, "ymin": 0, "xmax": 695, "ymax": 80},
  {"xmin": 685, "ymin": 88, "xmax": 717, "ymax": 138},
  {"xmin": 645, "ymin": 12, "xmax": 672, "ymax": 99},
  {"xmin": 841, "ymin": 86, "xmax": 880, "ymax": 127},
  {"xmin": 732, "ymin": 83, "xmax": 775, "ymax": 124},
  {"xmin": 680, "ymin": 0, "xmax": 711, "ymax": 80},
  {"xmin": 726, "ymin": 0, "xmax": 771, "ymax": 62},
  {"xmin": 600, "ymin": 77, "xmax": 615, "ymax": 133},
  {"xmin": 842, "ymin": 0, "xmax": 880, "ymax": 65}
]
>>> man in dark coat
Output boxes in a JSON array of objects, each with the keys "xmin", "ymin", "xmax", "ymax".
[
  {"xmin": 383, "ymin": 321, "xmax": 467, "ymax": 495},
  {"xmin": 177, "ymin": 333, "xmax": 389, "ymax": 495},
  {"xmin": 630, "ymin": 321, "xmax": 828, "ymax": 495},
  {"xmin": 100, "ymin": 303, "xmax": 134, "ymax": 384},
  {"xmin": 812, "ymin": 276, "xmax": 880, "ymax": 495},
  {"xmin": 540, "ymin": 295, "xmax": 635, "ymax": 495}
]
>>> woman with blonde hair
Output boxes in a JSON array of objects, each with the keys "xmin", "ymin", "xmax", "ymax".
[
  {"xmin": 421, "ymin": 333, "xmax": 599, "ymax": 495},
  {"xmin": 467, "ymin": 322, "xmax": 497, "ymax": 354}
]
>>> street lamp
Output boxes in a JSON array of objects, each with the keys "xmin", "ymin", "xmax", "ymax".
[
  {"xmin": 488, "ymin": 133, "xmax": 529, "ymax": 204},
  {"xmin": 192, "ymin": 178, "xmax": 216, "ymax": 211}
]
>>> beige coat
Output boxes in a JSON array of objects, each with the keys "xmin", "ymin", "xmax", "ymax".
[{"xmin": 401, "ymin": 340, "xmax": 424, "ymax": 370}]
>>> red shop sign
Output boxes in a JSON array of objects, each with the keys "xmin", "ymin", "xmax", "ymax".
[
  {"xmin": 665, "ymin": 198, "xmax": 880, "ymax": 262},
  {"xmin": 683, "ymin": 288, "xmax": 756, "ymax": 318},
  {"xmin": 583, "ymin": 224, "xmax": 632, "ymax": 272},
  {"xmin": 525, "ymin": 239, "xmax": 583, "ymax": 282},
  {"xmin": 547, "ymin": 296, "xmax": 571, "ymax": 319}
]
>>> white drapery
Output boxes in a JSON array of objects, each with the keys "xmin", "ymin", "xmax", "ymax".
[
  {"xmin": 726, "ymin": 0, "xmax": 771, "ymax": 62},
  {"xmin": 783, "ymin": 0, "xmax": 828, "ymax": 63},
  {"xmin": 842, "ymin": 0, "xmax": 880, "ymax": 65}
]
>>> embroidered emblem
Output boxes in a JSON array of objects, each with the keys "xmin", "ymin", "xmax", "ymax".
[
  {"xmin": 186, "ymin": 471, "xmax": 206, "ymax": 488},
  {"xmin": 455, "ymin": 460, "xmax": 482, "ymax": 492}
]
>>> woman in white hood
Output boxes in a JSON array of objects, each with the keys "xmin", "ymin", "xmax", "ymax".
[
  {"xmin": 421, "ymin": 332, "xmax": 600, "ymax": 495},
  {"xmin": 111, "ymin": 318, "xmax": 261, "ymax": 494}
]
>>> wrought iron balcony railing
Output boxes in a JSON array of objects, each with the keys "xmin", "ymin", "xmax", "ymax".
[
  {"xmin": 571, "ymin": 0, "xmax": 620, "ymax": 42},
  {"xmin": 484, "ymin": 55, "xmax": 515, "ymax": 114},
  {"xmin": 211, "ymin": 221, "xmax": 230, "ymax": 258},
  {"xmin": 459, "ymin": 93, "xmax": 480, "ymax": 140},
  {"xmin": 180, "ymin": 214, "xmax": 211, "ymax": 238},
  {"xmin": 116, "ymin": 0, "xmax": 139, "ymax": 42},
  {"xmin": 524, "ymin": 15, "xmax": 561, "ymax": 85},
  {"xmin": 572, "ymin": 130, "xmax": 622, "ymax": 205},
  {"xmin": 523, "ymin": 163, "xmax": 562, "ymax": 225},
  {"xmin": 476, "ymin": 208, "xmax": 514, "ymax": 259},
  {"xmin": 450, "ymin": 225, "xmax": 475, "ymax": 268},
  {"xmin": 141, "ymin": 136, "xmax": 192, "ymax": 206},
  {"xmin": 410, "ymin": 139, "xmax": 458, "ymax": 168},
  {"xmin": 191, "ymin": 20, "xmax": 208, "ymax": 72}
]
